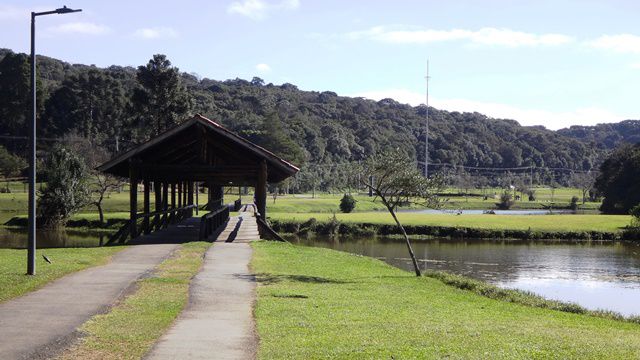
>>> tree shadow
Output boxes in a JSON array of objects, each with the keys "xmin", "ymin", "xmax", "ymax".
[{"xmin": 247, "ymin": 272, "xmax": 351, "ymax": 285}]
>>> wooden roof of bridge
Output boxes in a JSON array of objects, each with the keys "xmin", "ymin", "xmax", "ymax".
[{"xmin": 97, "ymin": 114, "xmax": 299, "ymax": 185}]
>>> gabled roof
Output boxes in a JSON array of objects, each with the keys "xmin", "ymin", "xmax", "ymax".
[{"xmin": 97, "ymin": 114, "xmax": 299, "ymax": 184}]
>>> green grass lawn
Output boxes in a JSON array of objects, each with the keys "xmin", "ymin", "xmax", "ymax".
[
  {"xmin": 252, "ymin": 241, "xmax": 640, "ymax": 359},
  {"xmin": 0, "ymin": 247, "xmax": 124, "ymax": 303},
  {"xmin": 0, "ymin": 186, "xmax": 601, "ymax": 225},
  {"xmin": 60, "ymin": 242, "xmax": 210, "ymax": 360},
  {"xmin": 268, "ymin": 212, "xmax": 631, "ymax": 233}
]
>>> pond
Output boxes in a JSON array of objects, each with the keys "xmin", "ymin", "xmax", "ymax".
[
  {"xmin": 0, "ymin": 228, "xmax": 107, "ymax": 249},
  {"xmin": 401, "ymin": 209, "xmax": 593, "ymax": 215},
  {"xmin": 290, "ymin": 235, "xmax": 640, "ymax": 317}
]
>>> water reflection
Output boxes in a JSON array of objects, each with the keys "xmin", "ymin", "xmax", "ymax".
[
  {"xmin": 0, "ymin": 228, "xmax": 106, "ymax": 248},
  {"xmin": 291, "ymin": 235, "xmax": 640, "ymax": 316}
]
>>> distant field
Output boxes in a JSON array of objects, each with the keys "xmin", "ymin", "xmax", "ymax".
[
  {"xmin": 0, "ymin": 182, "xmax": 603, "ymax": 224},
  {"xmin": 267, "ymin": 212, "xmax": 631, "ymax": 233}
]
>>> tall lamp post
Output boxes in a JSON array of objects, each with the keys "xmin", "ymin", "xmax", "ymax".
[{"xmin": 28, "ymin": 5, "xmax": 82, "ymax": 275}]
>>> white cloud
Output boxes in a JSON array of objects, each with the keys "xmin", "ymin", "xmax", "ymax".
[
  {"xmin": 0, "ymin": 5, "xmax": 24, "ymax": 20},
  {"xmin": 227, "ymin": 0, "xmax": 299, "ymax": 20},
  {"xmin": 347, "ymin": 26, "xmax": 573, "ymax": 47},
  {"xmin": 46, "ymin": 22, "xmax": 111, "ymax": 35},
  {"xmin": 587, "ymin": 34, "xmax": 640, "ymax": 54},
  {"xmin": 255, "ymin": 63, "xmax": 272, "ymax": 72},
  {"xmin": 629, "ymin": 62, "xmax": 640, "ymax": 69},
  {"xmin": 133, "ymin": 27, "xmax": 178, "ymax": 39},
  {"xmin": 350, "ymin": 88, "xmax": 632, "ymax": 130}
]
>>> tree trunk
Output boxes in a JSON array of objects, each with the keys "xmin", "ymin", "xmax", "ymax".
[
  {"xmin": 386, "ymin": 202, "xmax": 421, "ymax": 276},
  {"xmin": 97, "ymin": 203, "xmax": 104, "ymax": 225}
]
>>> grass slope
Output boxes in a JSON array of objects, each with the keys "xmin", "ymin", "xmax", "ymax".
[
  {"xmin": 0, "ymin": 247, "xmax": 123, "ymax": 303},
  {"xmin": 59, "ymin": 241, "xmax": 210, "ymax": 360},
  {"xmin": 252, "ymin": 242, "xmax": 640, "ymax": 359},
  {"xmin": 268, "ymin": 212, "xmax": 631, "ymax": 233}
]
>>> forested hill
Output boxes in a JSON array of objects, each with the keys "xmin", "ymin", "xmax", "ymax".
[{"xmin": 1, "ymin": 48, "xmax": 639, "ymax": 180}]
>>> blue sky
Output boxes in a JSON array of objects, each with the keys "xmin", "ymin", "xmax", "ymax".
[{"xmin": 2, "ymin": 0, "xmax": 640, "ymax": 129}]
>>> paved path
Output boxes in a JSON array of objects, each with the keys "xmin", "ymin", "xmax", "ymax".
[
  {"xmin": 0, "ymin": 244, "xmax": 180, "ymax": 360},
  {"xmin": 146, "ymin": 242, "xmax": 258, "ymax": 360},
  {"xmin": 213, "ymin": 210, "xmax": 260, "ymax": 243}
]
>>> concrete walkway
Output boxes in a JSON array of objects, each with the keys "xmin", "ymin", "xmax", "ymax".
[
  {"xmin": 213, "ymin": 211, "xmax": 260, "ymax": 243},
  {"xmin": 0, "ymin": 243, "xmax": 180, "ymax": 360},
  {"xmin": 146, "ymin": 242, "xmax": 257, "ymax": 360}
]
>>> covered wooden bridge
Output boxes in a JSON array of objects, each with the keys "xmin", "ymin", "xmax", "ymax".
[{"xmin": 97, "ymin": 114, "xmax": 299, "ymax": 243}]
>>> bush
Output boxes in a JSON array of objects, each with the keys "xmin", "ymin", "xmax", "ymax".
[
  {"xmin": 630, "ymin": 204, "xmax": 640, "ymax": 228},
  {"xmin": 37, "ymin": 147, "xmax": 89, "ymax": 229},
  {"xmin": 570, "ymin": 196, "xmax": 579, "ymax": 210},
  {"xmin": 496, "ymin": 192, "xmax": 515, "ymax": 210},
  {"xmin": 527, "ymin": 189, "xmax": 536, "ymax": 201},
  {"xmin": 339, "ymin": 193, "xmax": 357, "ymax": 213}
]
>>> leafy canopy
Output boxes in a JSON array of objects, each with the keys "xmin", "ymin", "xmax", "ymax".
[
  {"xmin": 37, "ymin": 147, "xmax": 89, "ymax": 228},
  {"xmin": 595, "ymin": 143, "xmax": 640, "ymax": 214}
]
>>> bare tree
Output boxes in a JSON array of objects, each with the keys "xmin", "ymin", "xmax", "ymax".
[
  {"xmin": 92, "ymin": 173, "xmax": 122, "ymax": 224},
  {"xmin": 362, "ymin": 150, "xmax": 444, "ymax": 276},
  {"xmin": 570, "ymin": 171, "xmax": 597, "ymax": 205},
  {"xmin": 61, "ymin": 133, "xmax": 123, "ymax": 224}
]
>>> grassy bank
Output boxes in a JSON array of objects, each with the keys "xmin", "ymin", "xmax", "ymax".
[
  {"xmin": 59, "ymin": 241, "xmax": 210, "ymax": 360},
  {"xmin": 252, "ymin": 241, "xmax": 640, "ymax": 359},
  {"xmin": 267, "ymin": 212, "xmax": 635, "ymax": 241},
  {"xmin": 0, "ymin": 247, "xmax": 124, "ymax": 303}
]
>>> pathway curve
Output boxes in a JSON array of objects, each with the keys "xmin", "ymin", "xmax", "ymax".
[
  {"xmin": 146, "ymin": 242, "xmax": 258, "ymax": 360},
  {"xmin": 0, "ymin": 243, "xmax": 180, "ymax": 360}
]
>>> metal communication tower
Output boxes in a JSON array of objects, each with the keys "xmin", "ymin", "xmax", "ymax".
[{"xmin": 424, "ymin": 60, "xmax": 430, "ymax": 177}]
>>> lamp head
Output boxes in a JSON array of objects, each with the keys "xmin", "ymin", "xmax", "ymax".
[{"xmin": 55, "ymin": 6, "xmax": 81, "ymax": 14}]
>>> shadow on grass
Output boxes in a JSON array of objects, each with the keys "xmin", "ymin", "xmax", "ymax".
[{"xmin": 248, "ymin": 272, "xmax": 351, "ymax": 285}]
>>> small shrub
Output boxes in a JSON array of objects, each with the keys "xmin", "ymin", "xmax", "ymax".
[
  {"xmin": 527, "ymin": 189, "xmax": 536, "ymax": 201},
  {"xmin": 570, "ymin": 196, "xmax": 579, "ymax": 210},
  {"xmin": 496, "ymin": 192, "xmax": 515, "ymax": 210},
  {"xmin": 339, "ymin": 193, "xmax": 357, "ymax": 213},
  {"xmin": 630, "ymin": 204, "xmax": 640, "ymax": 227}
]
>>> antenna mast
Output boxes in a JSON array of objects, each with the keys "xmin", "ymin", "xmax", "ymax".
[{"xmin": 424, "ymin": 60, "xmax": 430, "ymax": 177}]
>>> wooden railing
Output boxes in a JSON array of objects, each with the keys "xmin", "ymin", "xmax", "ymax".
[
  {"xmin": 254, "ymin": 209, "xmax": 287, "ymax": 242},
  {"xmin": 107, "ymin": 205, "xmax": 196, "ymax": 245},
  {"xmin": 199, "ymin": 206, "xmax": 230, "ymax": 241}
]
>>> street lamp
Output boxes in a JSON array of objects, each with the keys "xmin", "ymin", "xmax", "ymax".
[{"xmin": 28, "ymin": 5, "xmax": 82, "ymax": 275}]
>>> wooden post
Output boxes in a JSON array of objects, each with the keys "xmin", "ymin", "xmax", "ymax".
[
  {"xmin": 188, "ymin": 181, "xmax": 194, "ymax": 206},
  {"xmin": 143, "ymin": 179, "xmax": 150, "ymax": 234},
  {"xmin": 195, "ymin": 181, "xmax": 199, "ymax": 215},
  {"xmin": 154, "ymin": 180, "xmax": 162, "ymax": 227},
  {"xmin": 162, "ymin": 182, "xmax": 169, "ymax": 210},
  {"xmin": 129, "ymin": 161, "xmax": 138, "ymax": 239},
  {"xmin": 171, "ymin": 183, "xmax": 176, "ymax": 208},
  {"xmin": 182, "ymin": 181, "xmax": 188, "ymax": 207},
  {"xmin": 207, "ymin": 181, "xmax": 213, "ymax": 209},
  {"xmin": 178, "ymin": 182, "xmax": 183, "ymax": 208},
  {"xmin": 256, "ymin": 160, "xmax": 267, "ymax": 220},
  {"xmin": 211, "ymin": 185, "xmax": 223, "ymax": 209}
]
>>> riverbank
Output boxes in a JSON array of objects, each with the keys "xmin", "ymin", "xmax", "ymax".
[
  {"xmin": 268, "ymin": 212, "xmax": 639, "ymax": 240},
  {"xmin": 251, "ymin": 241, "xmax": 640, "ymax": 359}
]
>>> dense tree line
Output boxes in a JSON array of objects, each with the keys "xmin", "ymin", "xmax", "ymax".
[
  {"xmin": 1, "ymin": 48, "xmax": 639, "ymax": 192},
  {"xmin": 595, "ymin": 144, "xmax": 640, "ymax": 214}
]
